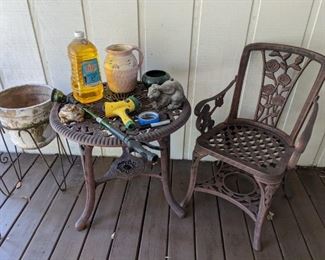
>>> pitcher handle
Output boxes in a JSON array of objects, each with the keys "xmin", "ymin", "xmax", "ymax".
[{"xmin": 130, "ymin": 46, "xmax": 144, "ymax": 68}]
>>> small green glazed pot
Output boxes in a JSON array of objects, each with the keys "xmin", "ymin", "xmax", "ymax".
[{"xmin": 141, "ymin": 70, "xmax": 171, "ymax": 87}]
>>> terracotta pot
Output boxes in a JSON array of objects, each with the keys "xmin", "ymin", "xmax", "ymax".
[
  {"xmin": 104, "ymin": 44, "xmax": 143, "ymax": 93},
  {"xmin": 0, "ymin": 84, "xmax": 56, "ymax": 149}
]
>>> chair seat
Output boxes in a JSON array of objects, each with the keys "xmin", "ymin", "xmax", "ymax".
[{"xmin": 197, "ymin": 119, "xmax": 294, "ymax": 178}]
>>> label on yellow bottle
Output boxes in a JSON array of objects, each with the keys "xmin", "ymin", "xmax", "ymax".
[{"xmin": 82, "ymin": 58, "xmax": 101, "ymax": 86}]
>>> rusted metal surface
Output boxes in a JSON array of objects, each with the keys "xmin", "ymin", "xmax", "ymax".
[
  {"xmin": 50, "ymin": 83, "xmax": 191, "ymax": 147},
  {"xmin": 182, "ymin": 43, "xmax": 325, "ymax": 251},
  {"xmin": 51, "ymin": 82, "xmax": 190, "ymax": 230},
  {"xmin": 96, "ymin": 147, "xmax": 161, "ymax": 183}
]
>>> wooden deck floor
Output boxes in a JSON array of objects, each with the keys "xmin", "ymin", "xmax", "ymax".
[{"xmin": 0, "ymin": 153, "xmax": 325, "ymax": 260}]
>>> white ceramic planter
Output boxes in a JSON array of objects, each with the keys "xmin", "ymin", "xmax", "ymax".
[{"xmin": 0, "ymin": 84, "xmax": 56, "ymax": 149}]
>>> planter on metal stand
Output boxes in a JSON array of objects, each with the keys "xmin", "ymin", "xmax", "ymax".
[{"xmin": 0, "ymin": 84, "xmax": 73, "ymax": 197}]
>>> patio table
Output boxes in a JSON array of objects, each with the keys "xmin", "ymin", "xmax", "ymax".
[{"xmin": 50, "ymin": 83, "xmax": 191, "ymax": 230}]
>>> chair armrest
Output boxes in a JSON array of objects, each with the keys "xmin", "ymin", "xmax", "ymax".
[{"xmin": 195, "ymin": 76, "xmax": 237, "ymax": 133}]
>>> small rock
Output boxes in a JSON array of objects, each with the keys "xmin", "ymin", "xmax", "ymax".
[
  {"xmin": 59, "ymin": 104, "xmax": 84, "ymax": 124},
  {"xmin": 22, "ymin": 196, "xmax": 31, "ymax": 202},
  {"xmin": 267, "ymin": 211, "xmax": 275, "ymax": 220}
]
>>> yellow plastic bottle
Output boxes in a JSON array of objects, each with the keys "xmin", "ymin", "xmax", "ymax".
[{"xmin": 68, "ymin": 31, "xmax": 103, "ymax": 103}]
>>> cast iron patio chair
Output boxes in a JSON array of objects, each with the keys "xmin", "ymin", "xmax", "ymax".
[{"xmin": 182, "ymin": 43, "xmax": 325, "ymax": 251}]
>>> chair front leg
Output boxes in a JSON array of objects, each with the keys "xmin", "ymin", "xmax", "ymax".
[
  {"xmin": 282, "ymin": 170, "xmax": 293, "ymax": 198},
  {"xmin": 181, "ymin": 147, "xmax": 205, "ymax": 208},
  {"xmin": 253, "ymin": 181, "xmax": 280, "ymax": 251}
]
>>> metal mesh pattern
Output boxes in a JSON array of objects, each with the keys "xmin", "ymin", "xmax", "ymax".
[{"xmin": 198, "ymin": 120, "xmax": 292, "ymax": 174}]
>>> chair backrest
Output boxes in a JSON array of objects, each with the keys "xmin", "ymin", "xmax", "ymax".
[{"xmin": 228, "ymin": 43, "xmax": 325, "ymax": 145}]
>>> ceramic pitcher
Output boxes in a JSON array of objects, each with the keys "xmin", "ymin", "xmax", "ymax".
[{"xmin": 104, "ymin": 44, "xmax": 143, "ymax": 93}]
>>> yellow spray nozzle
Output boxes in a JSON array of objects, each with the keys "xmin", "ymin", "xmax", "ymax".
[{"xmin": 104, "ymin": 96, "xmax": 140, "ymax": 130}]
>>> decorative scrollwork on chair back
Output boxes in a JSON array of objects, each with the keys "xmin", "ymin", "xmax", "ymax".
[{"xmin": 255, "ymin": 50, "xmax": 311, "ymax": 127}]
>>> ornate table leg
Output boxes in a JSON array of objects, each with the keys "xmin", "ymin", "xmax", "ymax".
[
  {"xmin": 75, "ymin": 145, "xmax": 95, "ymax": 231},
  {"xmin": 159, "ymin": 136, "xmax": 185, "ymax": 218}
]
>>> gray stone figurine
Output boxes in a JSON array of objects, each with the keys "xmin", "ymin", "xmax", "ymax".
[{"xmin": 147, "ymin": 79, "xmax": 185, "ymax": 110}]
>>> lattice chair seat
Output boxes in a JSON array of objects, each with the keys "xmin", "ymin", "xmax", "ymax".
[
  {"xmin": 197, "ymin": 119, "xmax": 294, "ymax": 176},
  {"xmin": 182, "ymin": 43, "xmax": 325, "ymax": 252}
]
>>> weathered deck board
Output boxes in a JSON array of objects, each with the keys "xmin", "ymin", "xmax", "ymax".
[
  {"xmin": 0, "ymin": 153, "xmax": 17, "ymax": 175},
  {"xmin": 0, "ymin": 153, "xmax": 38, "ymax": 206},
  {"xmin": 22, "ymin": 157, "xmax": 81, "ymax": 260},
  {"xmin": 237, "ymin": 175, "xmax": 283, "ymax": 260},
  {"xmin": 79, "ymin": 178, "xmax": 127, "ymax": 260},
  {"xmin": 287, "ymin": 171, "xmax": 325, "ymax": 259},
  {"xmin": 297, "ymin": 167, "xmax": 325, "ymax": 226},
  {"xmin": 218, "ymin": 173, "xmax": 254, "ymax": 260},
  {"xmin": 194, "ymin": 162, "xmax": 225, "ymax": 260},
  {"xmin": 168, "ymin": 160, "xmax": 196, "ymax": 260},
  {"xmin": 138, "ymin": 177, "xmax": 169, "ymax": 260},
  {"xmin": 0, "ymin": 156, "xmax": 69, "ymax": 260},
  {"xmin": 271, "ymin": 189, "xmax": 311, "ymax": 260},
  {"xmin": 108, "ymin": 177, "xmax": 150, "ymax": 260},
  {"xmin": 50, "ymin": 157, "xmax": 110, "ymax": 260},
  {"xmin": 0, "ymin": 154, "xmax": 325, "ymax": 260},
  {"xmin": 0, "ymin": 153, "xmax": 18, "ymax": 186},
  {"xmin": 0, "ymin": 155, "xmax": 56, "ymax": 244}
]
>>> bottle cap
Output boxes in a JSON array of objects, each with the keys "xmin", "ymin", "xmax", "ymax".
[{"xmin": 74, "ymin": 31, "xmax": 85, "ymax": 38}]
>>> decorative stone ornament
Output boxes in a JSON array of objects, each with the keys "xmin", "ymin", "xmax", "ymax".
[{"xmin": 147, "ymin": 79, "xmax": 185, "ymax": 110}]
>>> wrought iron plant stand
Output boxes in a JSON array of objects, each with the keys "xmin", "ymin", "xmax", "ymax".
[
  {"xmin": 181, "ymin": 43, "xmax": 325, "ymax": 251},
  {"xmin": 50, "ymin": 83, "xmax": 191, "ymax": 230},
  {"xmin": 0, "ymin": 121, "xmax": 73, "ymax": 240},
  {"xmin": 0, "ymin": 121, "xmax": 73, "ymax": 197},
  {"xmin": 0, "ymin": 124, "xmax": 22, "ymax": 197}
]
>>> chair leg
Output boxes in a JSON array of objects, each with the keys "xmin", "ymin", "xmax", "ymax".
[
  {"xmin": 181, "ymin": 149, "xmax": 204, "ymax": 208},
  {"xmin": 253, "ymin": 182, "xmax": 280, "ymax": 251},
  {"xmin": 282, "ymin": 170, "xmax": 293, "ymax": 199}
]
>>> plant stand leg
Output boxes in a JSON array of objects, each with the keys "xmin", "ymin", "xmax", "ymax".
[
  {"xmin": 75, "ymin": 145, "xmax": 95, "ymax": 231},
  {"xmin": 159, "ymin": 136, "xmax": 185, "ymax": 218}
]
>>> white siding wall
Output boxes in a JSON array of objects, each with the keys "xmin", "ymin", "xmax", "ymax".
[{"xmin": 0, "ymin": 0, "xmax": 324, "ymax": 166}]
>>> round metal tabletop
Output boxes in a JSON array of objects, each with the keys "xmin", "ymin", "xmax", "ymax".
[{"xmin": 50, "ymin": 83, "xmax": 191, "ymax": 147}]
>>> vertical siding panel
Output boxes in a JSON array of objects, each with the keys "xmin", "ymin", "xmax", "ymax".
[
  {"xmin": 0, "ymin": 0, "xmax": 45, "ymax": 153},
  {"xmin": 83, "ymin": 0, "xmax": 138, "ymax": 82},
  {"xmin": 83, "ymin": 0, "xmax": 138, "ymax": 157},
  {"xmin": 28, "ymin": 0, "xmax": 102, "ymax": 155},
  {"xmin": 29, "ymin": 0, "xmax": 85, "ymax": 93},
  {"xmin": 0, "ymin": 0, "xmax": 45, "ymax": 88},
  {"xmin": 315, "ymin": 135, "xmax": 325, "ymax": 167},
  {"xmin": 247, "ymin": 0, "xmax": 313, "ymax": 44},
  {"xmin": 278, "ymin": 0, "xmax": 325, "ymax": 165},
  {"xmin": 183, "ymin": 0, "xmax": 203, "ymax": 159},
  {"xmin": 184, "ymin": 0, "xmax": 253, "ymax": 159},
  {"xmin": 239, "ymin": 0, "xmax": 314, "ymax": 119},
  {"xmin": 139, "ymin": 0, "xmax": 194, "ymax": 159},
  {"xmin": 299, "ymin": 0, "xmax": 325, "ymax": 165}
]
